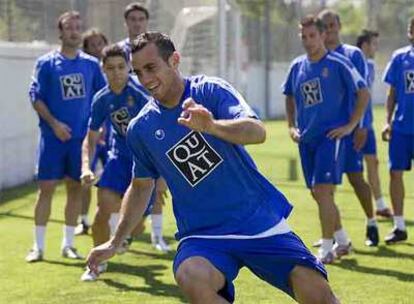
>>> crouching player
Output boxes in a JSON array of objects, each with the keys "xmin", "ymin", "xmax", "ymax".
[{"xmin": 80, "ymin": 44, "xmax": 154, "ymax": 281}]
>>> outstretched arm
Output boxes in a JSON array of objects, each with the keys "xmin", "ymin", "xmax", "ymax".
[
  {"xmin": 86, "ymin": 178, "xmax": 154, "ymax": 272},
  {"xmin": 178, "ymin": 99, "xmax": 266, "ymax": 145}
]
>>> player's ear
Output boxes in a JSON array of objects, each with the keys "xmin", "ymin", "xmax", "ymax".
[{"xmin": 168, "ymin": 51, "xmax": 180, "ymax": 68}]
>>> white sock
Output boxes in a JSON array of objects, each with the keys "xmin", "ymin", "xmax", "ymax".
[
  {"xmin": 109, "ymin": 213, "xmax": 120, "ymax": 236},
  {"xmin": 367, "ymin": 218, "xmax": 377, "ymax": 227},
  {"xmin": 319, "ymin": 239, "xmax": 334, "ymax": 256},
  {"xmin": 34, "ymin": 226, "xmax": 46, "ymax": 251},
  {"xmin": 61, "ymin": 225, "xmax": 75, "ymax": 249},
  {"xmin": 393, "ymin": 216, "xmax": 406, "ymax": 231},
  {"xmin": 80, "ymin": 214, "xmax": 89, "ymax": 226},
  {"xmin": 151, "ymin": 214, "xmax": 163, "ymax": 239},
  {"xmin": 334, "ymin": 228, "xmax": 349, "ymax": 246},
  {"xmin": 376, "ymin": 197, "xmax": 387, "ymax": 210}
]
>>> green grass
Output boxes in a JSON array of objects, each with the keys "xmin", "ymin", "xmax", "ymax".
[{"xmin": 1, "ymin": 106, "xmax": 413, "ymax": 303}]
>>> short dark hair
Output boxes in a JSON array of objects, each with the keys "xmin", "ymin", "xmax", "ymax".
[
  {"xmin": 102, "ymin": 44, "xmax": 129, "ymax": 64},
  {"xmin": 356, "ymin": 29, "xmax": 379, "ymax": 49},
  {"xmin": 318, "ymin": 9, "xmax": 341, "ymax": 26},
  {"xmin": 124, "ymin": 3, "xmax": 149, "ymax": 20},
  {"xmin": 300, "ymin": 15, "xmax": 326, "ymax": 33},
  {"xmin": 82, "ymin": 28, "xmax": 109, "ymax": 52},
  {"xmin": 131, "ymin": 32, "xmax": 176, "ymax": 62},
  {"xmin": 57, "ymin": 11, "xmax": 81, "ymax": 30}
]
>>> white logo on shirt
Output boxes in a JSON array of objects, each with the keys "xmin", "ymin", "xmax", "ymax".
[
  {"xmin": 404, "ymin": 70, "xmax": 414, "ymax": 93},
  {"xmin": 166, "ymin": 131, "xmax": 223, "ymax": 187},
  {"xmin": 60, "ymin": 73, "xmax": 86, "ymax": 100},
  {"xmin": 301, "ymin": 78, "xmax": 323, "ymax": 107}
]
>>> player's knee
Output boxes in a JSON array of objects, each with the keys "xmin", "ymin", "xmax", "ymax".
[
  {"xmin": 290, "ymin": 266, "xmax": 339, "ymax": 304},
  {"xmin": 311, "ymin": 186, "xmax": 332, "ymax": 202},
  {"xmin": 175, "ymin": 258, "xmax": 217, "ymax": 295},
  {"xmin": 390, "ymin": 171, "xmax": 403, "ymax": 181}
]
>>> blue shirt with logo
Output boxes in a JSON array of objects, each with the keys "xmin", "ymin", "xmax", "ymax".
[
  {"xmin": 126, "ymin": 75, "xmax": 293, "ymax": 240},
  {"xmin": 383, "ymin": 45, "xmax": 414, "ymax": 134},
  {"xmin": 89, "ymin": 76, "xmax": 149, "ymax": 158},
  {"xmin": 282, "ymin": 51, "xmax": 367, "ymax": 143},
  {"xmin": 29, "ymin": 50, "xmax": 105, "ymax": 139},
  {"xmin": 334, "ymin": 43, "xmax": 370, "ymax": 128}
]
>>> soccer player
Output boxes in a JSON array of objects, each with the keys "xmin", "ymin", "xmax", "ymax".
[
  {"xmin": 356, "ymin": 29, "xmax": 392, "ymax": 219},
  {"xmin": 283, "ymin": 16, "xmax": 369, "ymax": 263},
  {"xmin": 26, "ymin": 11, "xmax": 105, "ymax": 262},
  {"xmin": 75, "ymin": 28, "xmax": 110, "ymax": 236},
  {"xmin": 318, "ymin": 9, "xmax": 379, "ymax": 247},
  {"xmin": 118, "ymin": 2, "xmax": 171, "ymax": 252},
  {"xmin": 381, "ymin": 17, "xmax": 414, "ymax": 244},
  {"xmin": 86, "ymin": 32, "xmax": 339, "ymax": 304},
  {"xmin": 80, "ymin": 44, "xmax": 153, "ymax": 281}
]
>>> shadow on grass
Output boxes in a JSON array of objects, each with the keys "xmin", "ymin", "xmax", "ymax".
[
  {"xmin": 102, "ymin": 262, "xmax": 185, "ymax": 302},
  {"xmin": 44, "ymin": 255, "xmax": 185, "ymax": 301},
  {"xmin": 127, "ymin": 248, "xmax": 177, "ymax": 261},
  {"xmin": 0, "ymin": 212, "xmax": 65, "ymax": 224},
  {"xmin": 0, "ymin": 182, "xmax": 37, "ymax": 204},
  {"xmin": 330, "ymin": 258, "xmax": 414, "ymax": 282},
  {"xmin": 353, "ymin": 244, "xmax": 414, "ymax": 259}
]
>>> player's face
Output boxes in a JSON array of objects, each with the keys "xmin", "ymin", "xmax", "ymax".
[
  {"xmin": 301, "ymin": 25, "xmax": 325, "ymax": 58},
  {"xmin": 84, "ymin": 35, "xmax": 107, "ymax": 59},
  {"xmin": 125, "ymin": 10, "xmax": 148, "ymax": 38},
  {"xmin": 321, "ymin": 15, "xmax": 340, "ymax": 45},
  {"xmin": 132, "ymin": 43, "xmax": 179, "ymax": 103},
  {"xmin": 103, "ymin": 56, "xmax": 129, "ymax": 90},
  {"xmin": 366, "ymin": 36, "xmax": 378, "ymax": 59},
  {"xmin": 59, "ymin": 17, "xmax": 82, "ymax": 48}
]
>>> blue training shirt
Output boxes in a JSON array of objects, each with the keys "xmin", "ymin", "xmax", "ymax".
[
  {"xmin": 89, "ymin": 75, "xmax": 149, "ymax": 158},
  {"xmin": 126, "ymin": 75, "xmax": 293, "ymax": 240},
  {"xmin": 363, "ymin": 58, "xmax": 376, "ymax": 128},
  {"xmin": 282, "ymin": 51, "xmax": 367, "ymax": 143},
  {"xmin": 334, "ymin": 43, "xmax": 370, "ymax": 128},
  {"xmin": 383, "ymin": 45, "xmax": 414, "ymax": 134},
  {"xmin": 29, "ymin": 50, "xmax": 105, "ymax": 139}
]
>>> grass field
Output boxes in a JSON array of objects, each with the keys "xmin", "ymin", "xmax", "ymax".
[{"xmin": 0, "ymin": 107, "xmax": 413, "ymax": 303}]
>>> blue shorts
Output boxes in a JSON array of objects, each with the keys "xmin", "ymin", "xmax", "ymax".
[
  {"xmin": 361, "ymin": 128, "xmax": 377, "ymax": 155},
  {"xmin": 173, "ymin": 232, "xmax": 327, "ymax": 303},
  {"xmin": 36, "ymin": 135, "xmax": 82, "ymax": 181},
  {"xmin": 97, "ymin": 155, "xmax": 132, "ymax": 195},
  {"xmin": 97, "ymin": 154, "xmax": 155, "ymax": 215},
  {"xmin": 389, "ymin": 130, "xmax": 414, "ymax": 171},
  {"xmin": 91, "ymin": 143, "xmax": 108, "ymax": 172},
  {"xmin": 299, "ymin": 136, "xmax": 345, "ymax": 188},
  {"xmin": 343, "ymin": 134, "xmax": 364, "ymax": 173}
]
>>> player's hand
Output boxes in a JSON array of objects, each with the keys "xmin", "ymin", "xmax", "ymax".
[
  {"xmin": 80, "ymin": 169, "xmax": 95, "ymax": 186},
  {"xmin": 327, "ymin": 123, "xmax": 354, "ymax": 140},
  {"xmin": 51, "ymin": 120, "xmax": 72, "ymax": 142},
  {"xmin": 288, "ymin": 127, "xmax": 300, "ymax": 143},
  {"xmin": 177, "ymin": 98, "xmax": 214, "ymax": 132},
  {"xmin": 86, "ymin": 241, "xmax": 117, "ymax": 273},
  {"xmin": 353, "ymin": 128, "xmax": 368, "ymax": 151},
  {"xmin": 381, "ymin": 123, "xmax": 392, "ymax": 142}
]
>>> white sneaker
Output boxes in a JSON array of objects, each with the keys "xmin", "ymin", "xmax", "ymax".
[
  {"xmin": 62, "ymin": 246, "xmax": 83, "ymax": 259},
  {"xmin": 80, "ymin": 263, "xmax": 107, "ymax": 282},
  {"xmin": 26, "ymin": 249, "xmax": 43, "ymax": 263},
  {"xmin": 151, "ymin": 235, "xmax": 171, "ymax": 252}
]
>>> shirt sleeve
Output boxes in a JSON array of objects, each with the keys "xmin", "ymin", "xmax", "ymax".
[
  {"xmin": 126, "ymin": 124, "xmax": 160, "ymax": 179},
  {"xmin": 29, "ymin": 59, "xmax": 48, "ymax": 103},
  {"xmin": 206, "ymin": 80, "xmax": 258, "ymax": 120},
  {"xmin": 383, "ymin": 53, "xmax": 398, "ymax": 87},
  {"xmin": 88, "ymin": 93, "xmax": 107, "ymax": 131},
  {"xmin": 281, "ymin": 61, "xmax": 296, "ymax": 96},
  {"xmin": 93, "ymin": 64, "xmax": 106, "ymax": 94},
  {"xmin": 352, "ymin": 51, "xmax": 368, "ymax": 81}
]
